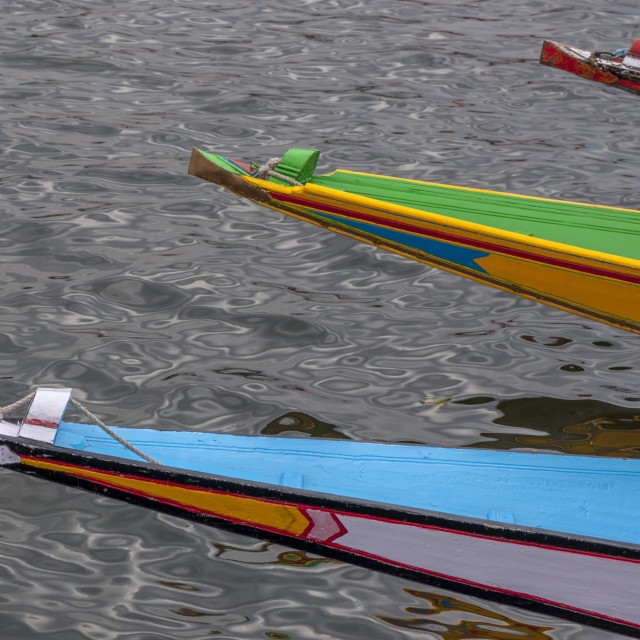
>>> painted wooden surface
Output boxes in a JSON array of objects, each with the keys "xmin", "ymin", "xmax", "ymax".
[
  {"xmin": 189, "ymin": 148, "xmax": 640, "ymax": 334},
  {"xmin": 1, "ymin": 429, "xmax": 639, "ymax": 637},
  {"xmin": 49, "ymin": 420, "xmax": 640, "ymax": 545},
  {"xmin": 2, "ymin": 388, "xmax": 640, "ymax": 634},
  {"xmin": 540, "ymin": 40, "xmax": 640, "ymax": 96}
]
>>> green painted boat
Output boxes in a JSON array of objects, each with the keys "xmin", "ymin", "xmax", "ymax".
[{"xmin": 189, "ymin": 147, "xmax": 640, "ymax": 334}]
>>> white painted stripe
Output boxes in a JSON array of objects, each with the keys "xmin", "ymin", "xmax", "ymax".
[
  {"xmin": 622, "ymin": 55, "xmax": 640, "ymax": 69},
  {"xmin": 19, "ymin": 423, "xmax": 61, "ymax": 444},
  {"xmin": 336, "ymin": 515, "xmax": 640, "ymax": 626}
]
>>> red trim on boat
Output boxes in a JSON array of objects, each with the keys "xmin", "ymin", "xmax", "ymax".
[
  {"xmin": 271, "ymin": 192, "xmax": 640, "ymax": 285},
  {"xmin": 325, "ymin": 540, "xmax": 640, "ymax": 631},
  {"xmin": 540, "ymin": 41, "xmax": 618, "ymax": 84},
  {"xmin": 300, "ymin": 508, "xmax": 348, "ymax": 543},
  {"xmin": 23, "ymin": 419, "xmax": 58, "ymax": 428},
  {"xmin": 618, "ymin": 78, "xmax": 640, "ymax": 91}
]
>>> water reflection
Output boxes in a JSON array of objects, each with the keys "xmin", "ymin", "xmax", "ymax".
[
  {"xmin": 262, "ymin": 396, "xmax": 640, "ymax": 459},
  {"xmin": 157, "ymin": 581, "xmax": 201, "ymax": 592},
  {"xmin": 210, "ymin": 539, "xmax": 340, "ymax": 569},
  {"xmin": 4, "ymin": 0, "xmax": 640, "ymax": 636},
  {"xmin": 206, "ymin": 538, "xmax": 563, "ymax": 638},
  {"xmin": 466, "ymin": 396, "xmax": 640, "ymax": 457},
  {"xmin": 378, "ymin": 588, "xmax": 555, "ymax": 639},
  {"xmin": 262, "ymin": 411, "xmax": 350, "ymax": 439}
]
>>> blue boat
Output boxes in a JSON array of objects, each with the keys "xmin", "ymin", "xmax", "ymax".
[{"xmin": 1, "ymin": 387, "xmax": 639, "ymax": 637}]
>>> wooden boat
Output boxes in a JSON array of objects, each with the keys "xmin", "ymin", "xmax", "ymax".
[
  {"xmin": 540, "ymin": 39, "xmax": 640, "ymax": 96},
  {"xmin": 2, "ymin": 387, "xmax": 640, "ymax": 637},
  {"xmin": 188, "ymin": 147, "xmax": 640, "ymax": 335}
]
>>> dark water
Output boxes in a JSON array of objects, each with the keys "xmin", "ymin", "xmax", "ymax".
[{"xmin": 1, "ymin": 1, "xmax": 639, "ymax": 638}]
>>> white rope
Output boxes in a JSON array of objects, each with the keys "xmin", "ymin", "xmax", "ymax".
[
  {"xmin": 0, "ymin": 392, "xmax": 35, "ymax": 420},
  {"xmin": 69, "ymin": 398, "xmax": 160, "ymax": 465},
  {"xmin": 256, "ymin": 157, "xmax": 303, "ymax": 186},
  {"xmin": 1, "ymin": 390, "xmax": 160, "ymax": 465}
]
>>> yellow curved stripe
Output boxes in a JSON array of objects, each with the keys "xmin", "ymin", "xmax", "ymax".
[
  {"xmin": 23, "ymin": 458, "xmax": 310, "ymax": 536},
  {"xmin": 302, "ymin": 185, "xmax": 640, "ymax": 271},
  {"xmin": 243, "ymin": 175, "xmax": 304, "ymax": 195},
  {"xmin": 330, "ymin": 169, "xmax": 640, "ymax": 214},
  {"xmin": 241, "ymin": 174, "xmax": 640, "ymax": 272},
  {"xmin": 476, "ymin": 254, "xmax": 640, "ymax": 324}
]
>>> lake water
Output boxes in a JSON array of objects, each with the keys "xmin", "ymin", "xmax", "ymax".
[{"xmin": 1, "ymin": 1, "xmax": 639, "ymax": 638}]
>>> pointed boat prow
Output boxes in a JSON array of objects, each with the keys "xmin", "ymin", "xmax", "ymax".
[
  {"xmin": 189, "ymin": 145, "xmax": 640, "ymax": 335},
  {"xmin": 2, "ymin": 386, "xmax": 640, "ymax": 635},
  {"xmin": 540, "ymin": 39, "xmax": 640, "ymax": 95},
  {"xmin": 188, "ymin": 148, "xmax": 270, "ymax": 203}
]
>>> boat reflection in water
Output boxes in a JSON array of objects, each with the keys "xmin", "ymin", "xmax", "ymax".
[
  {"xmin": 467, "ymin": 395, "xmax": 640, "ymax": 458},
  {"xmin": 379, "ymin": 588, "xmax": 556, "ymax": 639}
]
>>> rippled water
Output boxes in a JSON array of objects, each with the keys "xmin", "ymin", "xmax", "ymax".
[{"xmin": 1, "ymin": 1, "xmax": 639, "ymax": 638}]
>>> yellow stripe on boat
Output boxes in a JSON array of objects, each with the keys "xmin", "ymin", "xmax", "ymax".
[
  {"xmin": 476, "ymin": 253, "xmax": 639, "ymax": 322},
  {"xmin": 265, "ymin": 180, "xmax": 640, "ymax": 272},
  {"xmin": 331, "ymin": 168, "xmax": 640, "ymax": 214},
  {"xmin": 22, "ymin": 457, "xmax": 310, "ymax": 535},
  {"xmin": 189, "ymin": 148, "xmax": 640, "ymax": 334}
]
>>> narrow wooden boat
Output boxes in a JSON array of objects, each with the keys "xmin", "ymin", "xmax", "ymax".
[
  {"xmin": 188, "ymin": 147, "xmax": 640, "ymax": 335},
  {"xmin": 2, "ymin": 388, "xmax": 640, "ymax": 636},
  {"xmin": 540, "ymin": 39, "xmax": 640, "ymax": 96}
]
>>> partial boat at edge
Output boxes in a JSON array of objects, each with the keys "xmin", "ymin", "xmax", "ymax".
[
  {"xmin": 540, "ymin": 39, "xmax": 640, "ymax": 96},
  {"xmin": 1, "ymin": 388, "xmax": 640, "ymax": 637},
  {"xmin": 188, "ymin": 146, "xmax": 640, "ymax": 335}
]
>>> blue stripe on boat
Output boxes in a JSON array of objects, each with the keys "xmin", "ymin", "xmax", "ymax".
[
  {"xmin": 296, "ymin": 208, "xmax": 490, "ymax": 273},
  {"xmin": 54, "ymin": 421, "xmax": 640, "ymax": 546}
]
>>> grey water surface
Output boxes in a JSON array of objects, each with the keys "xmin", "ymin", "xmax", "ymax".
[{"xmin": 1, "ymin": 1, "xmax": 639, "ymax": 638}]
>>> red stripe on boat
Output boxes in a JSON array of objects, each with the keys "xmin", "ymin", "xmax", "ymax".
[
  {"xmin": 21, "ymin": 455, "xmax": 640, "ymax": 563},
  {"xmin": 271, "ymin": 192, "xmax": 640, "ymax": 285},
  {"xmin": 23, "ymin": 419, "xmax": 59, "ymax": 428}
]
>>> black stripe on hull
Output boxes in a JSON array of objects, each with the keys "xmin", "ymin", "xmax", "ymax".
[{"xmin": 3, "ymin": 436, "xmax": 640, "ymax": 638}]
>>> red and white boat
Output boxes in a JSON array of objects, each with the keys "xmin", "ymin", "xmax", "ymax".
[{"xmin": 540, "ymin": 39, "xmax": 640, "ymax": 95}]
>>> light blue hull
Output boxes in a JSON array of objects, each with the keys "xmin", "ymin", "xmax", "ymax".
[
  {"xmin": 54, "ymin": 421, "xmax": 640, "ymax": 546},
  {"xmin": 2, "ymin": 386, "xmax": 639, "ymax": 635}
]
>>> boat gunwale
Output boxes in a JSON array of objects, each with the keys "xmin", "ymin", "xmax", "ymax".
[
  {"xmin": 273, "ymin": 190, "xmax": 640, "ymax": 280},
  {"xmin": 254, "ymin": 195, "xmax": 640, "ymax": 333},
  {"xmin": 190, "ymin": 147, "xmax": 640, "ymax": 269},
  {"xmin": 545, "ymin": 40, "xmax": 640, "ymax": 77},
  {"xmin": 240, "ymin": 172, "xmax": 640, "ymax": 271},
  {"xmin": 4, "ymin": 433, "xmax": 640, "ymax": 561},
  {"xmin": 189, "ymin": 148, "xmax": 640, "ymax": 332}
]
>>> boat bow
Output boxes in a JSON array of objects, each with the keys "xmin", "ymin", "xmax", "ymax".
[
  {"xmin": 189, "ymin": 147, "xmax": 640, "ymax": 334},
  {"xmin": 2, "ymin": 388, "xmax": 640, "ymax": 636}
]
